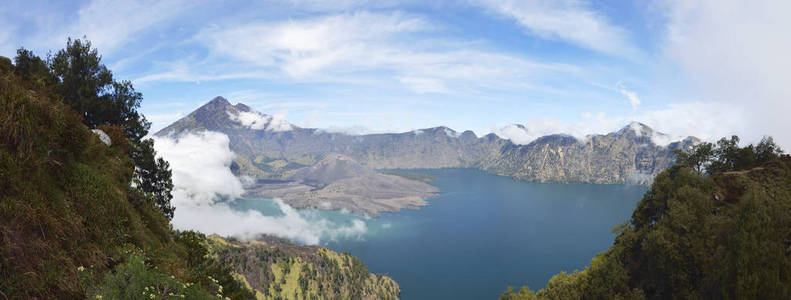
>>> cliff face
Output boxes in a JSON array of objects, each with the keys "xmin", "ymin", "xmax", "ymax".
[
  {"xmin": 481, "ymin": 128, "xmax": 698, "ymax": 184},
  {"xmin": 157, "ymin": 97, "xmax": 696, "ymax": 184}
]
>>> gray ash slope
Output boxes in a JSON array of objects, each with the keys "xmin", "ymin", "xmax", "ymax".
[
  {"xmin": 244, "ymin": 153, "xmax": 439, "ymax": 217},
  {"xmin": 156, "ymin": 96, "xmax": 697, "ymax": 185}
]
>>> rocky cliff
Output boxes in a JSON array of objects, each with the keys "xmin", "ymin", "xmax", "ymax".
[{"xmin": 481, "ymin": 124, "xmax": 697, "ymax": 184}]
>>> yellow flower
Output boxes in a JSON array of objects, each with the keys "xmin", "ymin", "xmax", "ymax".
[{"xmin": 77, "ymin": 266, "xmax": 85, "ymax": 272}]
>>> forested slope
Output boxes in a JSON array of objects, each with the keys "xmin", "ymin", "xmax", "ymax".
[{"xmin": 501, "ymin": 137, "xmax": 791, "ymax": 299}]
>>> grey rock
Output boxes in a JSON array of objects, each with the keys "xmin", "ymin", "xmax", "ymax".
[{"xmin": 91, "ymin": 129, "xmax": 111, "ymax": 146}]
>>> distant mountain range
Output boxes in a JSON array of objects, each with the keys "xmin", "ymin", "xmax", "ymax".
[{"xmin": 156, "ymin": 96, "xmax": 698, "ymax": 184}]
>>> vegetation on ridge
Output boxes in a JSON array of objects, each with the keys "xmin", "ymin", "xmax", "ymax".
[
  {"xmin": 205, "ymin": 235, "xmax": 400, "ymax": 300},
  {"xmin": 501, "ymin": 136, "xmax": 791, "ymax": 299}
]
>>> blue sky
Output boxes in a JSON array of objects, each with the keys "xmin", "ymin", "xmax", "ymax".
[{"xmin": 2, "ymin": 0, "xmax": 789, "ymax": 147}]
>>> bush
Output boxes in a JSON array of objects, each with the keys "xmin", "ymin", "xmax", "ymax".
[{"xmin": 80, "ymin": 246, "xmax": 219, "ymax": 299}]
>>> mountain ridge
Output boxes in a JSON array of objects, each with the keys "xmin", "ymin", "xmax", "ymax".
[{"xmin": 156, "ymin": 97, "xmax": 698, "ymax": 185}]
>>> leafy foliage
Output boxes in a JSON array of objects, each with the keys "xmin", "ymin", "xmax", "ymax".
[
  {"xmin": 133, "ymin": 138, "xmax": 175, "ymax": 220},
  {"xmin": 174, "ymin": 231, "xmax": 255, "ymax": 299},
  {"xmin": 500, "ymin": 286, "xmax": 538, "ymax": 300},
  {"xmin": 502, "ymin": 137, "xmax": 791, "ymax": 299},
  {"xmin": 674, "ymin": 135, "xmax": 783, "ymax": 175}
]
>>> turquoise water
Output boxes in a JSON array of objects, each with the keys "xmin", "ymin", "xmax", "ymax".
[{"xmin": 231, "ymin": 168, "xmax": 647, "ymax": 299}]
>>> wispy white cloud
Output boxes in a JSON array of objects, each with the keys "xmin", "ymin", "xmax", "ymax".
[
  {"xmin": 227, "ymin": 109, "xmax": 293, "ymax": 132},
  {"xmin": 134, "ymin": 10, "xmax": 582, "ymax": 96},
  {"xmin": 67, "ymin": 0, "xmax": 192, "ymax": 53},
  {"xmin": 281, "ymin": 0, "xmax": 407, "ymax": 12},
  {"xmin": 617, "ymin": 83, "xmax": 641, "ymax": 110},
  {"xmin": 198, "ymin": 11, "xmax": 429, "ymax": 78},
  {"xmin": 475, "ymin": 0, "xmax": 638, "ymax": 57}
]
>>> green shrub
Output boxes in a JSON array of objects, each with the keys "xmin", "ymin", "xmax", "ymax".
[{"xmin": 80, "ymin": 246, "xmax": 219, "ymax": 299}]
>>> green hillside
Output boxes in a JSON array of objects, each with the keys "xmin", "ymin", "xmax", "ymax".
[
  {"xmin": 206, "ymin": 235, "xmax": 400, "ymax": 300},
  {"xmin": 0, "ymin": 41, "xmax": 255, "ymax": 299},
  {"xmin": 0, "ymin": 40, "xmax": 398, "ymax": 299},
  {"xmin": 501, "ymin": 137, "xmax": 791, "ymax": 299}
]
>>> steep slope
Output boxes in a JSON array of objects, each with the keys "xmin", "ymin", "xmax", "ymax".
[
  {"xmin": 206, "ymin": 235, "xmax": 400, "ymax": 300},
  {"xmin": 245, "ymin": 154, "xmax": 439, "ymax": 216},
  {"xmin": 0, "ymin": 72, "xmax": 254, "ymax": 298},
  {"xmin": 0, "ymin": 60, "xmax": 398, "ymax": 299},
  {"xmin": 501, "ymin": 149, "xmax": 791, "ymax": 299},
  {"xmin": 157, "ymin": 97, "xmax": 694, "ymax": 184}
]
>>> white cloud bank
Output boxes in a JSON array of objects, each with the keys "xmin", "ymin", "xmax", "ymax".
[
  {"xmin": 154, "ymin": 131, "xmax": 243, "ymax": 206},
  {"xmin": 662, "ymin": 0, "xmax": 791, "ymax": 148},
  {"xmin": 153, "ymin": 131, "xmax": 366, "ymax": 245}
]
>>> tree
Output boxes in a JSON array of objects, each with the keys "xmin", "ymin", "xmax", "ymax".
[
  {"xmin": 50, "ymin": 38, "xmax": 114, "ymax": 127},
  {"xmin": 46, "ymin": 37, "xmax": 174, "ymax": 220},
  {"xmin": 13, "ymin": 48, "xmax": 53, "ymax": 88},
  {"xmin": 675, "ymin": 135, "xmax": 783, "ymax": 175},
  {"xmin": 673, "ymin": 142, "xmax": 714, "ymax": 173},
  {"xmin": 755, "ymin": 136, "xmax": 783, "ymax": 164},
  {"xmin": 500, "ymin": 286, "xmax": 538, "ymax": 300},
  {"xmin": 0, "ymin": 56, "xmax": 15, "ymax": 76},
  {"xmin": 132, "ymin": 139, "xmax": 175, "ymax": 220}
]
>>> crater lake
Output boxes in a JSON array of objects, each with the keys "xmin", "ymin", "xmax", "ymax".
[{"xmin": 230, "ymin": 168, "xmax": 647, "ymax": 299}]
